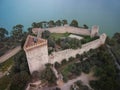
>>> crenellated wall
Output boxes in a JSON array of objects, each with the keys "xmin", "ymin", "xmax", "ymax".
[{"xmin": 49, "ymin": 33, "xmax": 107, "ymax": 64}]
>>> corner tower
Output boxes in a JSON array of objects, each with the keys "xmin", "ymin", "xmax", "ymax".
[
  {"xmin": 24, "ymin": 35, "xmax": 48, "ymax": 74},
  {"xmin": 91, "ymin": 25, "xmax": 99, "ymax": 38}
]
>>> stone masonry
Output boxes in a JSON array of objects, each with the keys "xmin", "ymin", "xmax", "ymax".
[
  {"xmin": 32, "ymin": 25, "xmax": 99, "ymax": 37},
  {"xmin": 24, "ymin": 25, "xmax": 106, "ymax": 74},
  {"xmin": 24, "ymin": 35, "xmax": 48, "ymax": 74}
]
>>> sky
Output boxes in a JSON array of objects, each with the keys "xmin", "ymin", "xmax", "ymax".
[{"xmin": 0, "ymin": 0, "xmax": 120, "ymax": 36}]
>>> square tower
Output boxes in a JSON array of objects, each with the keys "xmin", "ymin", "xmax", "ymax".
[
  {"xmin": 24, "ymin": 35, "xmax": 48, "ymax": 74},
  {"xmin": 91, "ymin": 25, "xmax": 99, "ymax": 38}
]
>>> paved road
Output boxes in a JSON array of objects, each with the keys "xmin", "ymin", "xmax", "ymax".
[{"xmin": 0, "ymin": 46, "xmax": 21, "ymax": 63}]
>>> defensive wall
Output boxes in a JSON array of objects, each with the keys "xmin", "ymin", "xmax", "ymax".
[
  {"xmin": 32, "ymin": 25, "xmax": 99, "ymax": 38},
  {"xmin": 46, "ymin": 26, "xmax": 91, "ymax": 36},
  {"xmin": 24, "ymin": 25, "xmax": 105, "ymax": 74},
  {"xmin": 49, "ymin": 33, "xmax": 107, "ymax": 64}
]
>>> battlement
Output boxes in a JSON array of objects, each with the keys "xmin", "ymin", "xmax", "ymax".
[{"xmin": 24, "ymin": 35, "xmax": 47, "ymax": 51}]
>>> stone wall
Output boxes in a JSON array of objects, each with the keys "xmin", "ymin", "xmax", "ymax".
[
  {"xmin": 49, "ymin": 33, "xmax": 107, "ymax": 64},
  {"xmin": 46, "ymin": 26, "xmax": 91, "ymax": 36},
  {"xmin": 26, "ymin": 45, "xmax": 48, "ymax": 74}
]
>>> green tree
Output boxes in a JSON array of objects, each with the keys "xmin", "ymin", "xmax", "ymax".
[
  {"xmin": 70, "ymin": 20, "xmax": 78, "ymax": 27},
  {"xmin": 55, "ymin": 20, "xmax": 62, "ymax": 26},
  {"xmin": 62, "ymin": 20, "xmax": 68, "ymax": 26},
  {"xmin": 41, "ymin": 66, "xmax": 57, "ymax": 83},
  {"xmin": 48, "ymin": 20, "xmax": 55, "ymax": 27},
  {"xmin": 11, "ymin": 24, "xmax": 24, "ymax": 42},
  {"xmin": 61, "ymin": 59, "xmax": 67, "ymax": 65},
  {"xmin": 54, "ymin": 62, "xmax": 61, "ymax": 69},
  {"xmin": 42, "ymin": 30, "xmax": 51, "ymax": 39},
  {"xmin": 48, "ymin": 37, "xmax": 55, "ymax": 48},
  {"xmin": 0, "ymin": 27, "xmax": 8, "ymax": 41},
  {"xmin": 83, "ymin": 24, "xmax": 89, "ymax": 29},
  {"xmin": 10, "ymin": 71, "xmax": 30, "ymax": 90}
]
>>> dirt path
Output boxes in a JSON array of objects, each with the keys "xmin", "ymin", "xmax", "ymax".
[
  {"xmin": 0, "ymin": 46, "xmax": 21, "ymax": 63},
  {"xmin": 41, "ymin": 72, "xmax": 97, "ymax": 90},
  {"xmin": 60, "ymin": 72, "xmax": 97, "ymax": 90},
  {"xmin": 0, "ymin": 65, "xmax": 12, "ymax": 78}
]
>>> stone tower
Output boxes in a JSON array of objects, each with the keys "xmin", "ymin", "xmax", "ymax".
[
  {"xmin": 24, "ymin": 35, "xmax": 48, "ymax": 74},
  {"xmin": 100, "ymin": 33, "xmax": 107, "ymax": 44},
  {"xmin": 91, "ymin": 25, "xmax": 99, "ymax": 38},
  {"xmin": 32, "ymin": 28, "xmax": 43, "ymax": 38}
]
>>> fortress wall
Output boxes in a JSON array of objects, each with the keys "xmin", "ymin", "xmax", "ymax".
[
  {"xmin": 49, "ymin": 34, "xmax": 106, "ymax": 64},
  {"xmin": 26, "ymin": 45, "xmax": 48, "ymax": 74},
  {"xmin": 46, "ymin": 26, "xmax": 91, "ymax": 36}
]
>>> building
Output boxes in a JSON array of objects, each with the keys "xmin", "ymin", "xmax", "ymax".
[
  {"xmin": 23, "ymin": 35, "xmax": 48, "ymax": 74},
  {"xmin": 24, "ymin": 25, "xmax": 106, "ymax": 74}
]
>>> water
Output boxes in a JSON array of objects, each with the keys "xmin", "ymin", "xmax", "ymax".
[{"xmin": 0, "ymin": 0, "xmax": 120, "ymax": 37}]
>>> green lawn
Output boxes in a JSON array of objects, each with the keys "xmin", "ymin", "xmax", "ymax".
[
  {"xmin": 0, "ymin": 56, "xmax": 14, "ymax": 72},
  {"xmin": 51, "ymin": 33, "xmax": 70, "ymax": 40}
]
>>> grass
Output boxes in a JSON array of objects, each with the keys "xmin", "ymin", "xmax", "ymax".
[
  {"xmin": 60, "ymin": 63, "xmax": 75, "ymax": 77},
  {"xmin": 51, "ymin": 32, "xmax": 70, "ymax": 40},
  {"xmin": 0, "ymin": 75, "xmax": 11, "ymax": 90},
  {"xmin": 0, "ymin": 56, "xmax": 14, "ymax": 72}
]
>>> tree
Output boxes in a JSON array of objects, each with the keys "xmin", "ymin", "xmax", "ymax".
[
  {"xmin": 76, "ymin": 54, "xmax": 81, "ymax": 59},
  {"xmin": 55, "ymin": 20, "xmax": 62, "ymax": 26},
  {"xmin": 41, "ymin": 66, "xmax": 57, "ymax": 83},
  {"xmin": 0, "ymin": 27, "xmax": 8, "ymax": 41},
  {"xmin": 54, "ymin": 62, "xmax": 61, "ymax": 69},
  {"xmin": 48, "ymin": 20, "xmax": 55, "ymax": 27},
  {"xmin": 70, "ymin": 20, "xmax": 78, "ymax": 27},
  {"xmin": 11, "ymin": 24, "xmax": 24, "ymax": 41},
  {"xmin": 61, "ymin": 59, "xmax": 67, "ymax": 65},
  {"xmin": 62, "ymin": 20, "xmax": 68, "ymax": 26},
  {"xmin": 48, "ymin": 37, "xmax": 55, "ymax": 48},
  {"xmin": 10, "ymin": 71, "xmax": 30, "ymax": 90},
  {"xmin": 68, "ymin": 57, "xmax": 75, "ymax": 62},
  {"xmin": 42, "ymin": 30, "xmax": 51, "ymax": 39},
  {"xmin": 83, "ymin": 24, "xmax": 89, "ymax": 29}
]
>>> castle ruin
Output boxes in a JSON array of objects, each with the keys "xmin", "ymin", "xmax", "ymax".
[
  {"xmin": 24, "ymin": 25, "xmax": 106, "ymax": 74},
  {"xmin": 24, "ymin": 35, "xmax": 48, "ymax": 74}
]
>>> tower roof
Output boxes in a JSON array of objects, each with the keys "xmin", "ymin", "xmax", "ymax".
[{"xmin": 24, "ymin": 35, "xmax": 47, "ymax": 51}]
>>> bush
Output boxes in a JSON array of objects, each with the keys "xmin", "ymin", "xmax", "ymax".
[
  {"xmin": 68, "ymin": 57, "xmax": 75, "ymax": 62},
  {"xmin": 76, "ymin": 54, "xmax": 81, "ymax": 59},
  {"xmin": 63, "ymin": 75, "xmax": 68, "ymax": 83},
  {"xmin": 61, "ymin": 59, "xmax": 67, "ymax": 65},
  {"xmin": 54, "ymin": 62, "xmax": 61, "ymax": 69}
]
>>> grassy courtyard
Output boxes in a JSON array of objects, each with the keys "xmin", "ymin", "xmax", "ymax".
[{"xmin": 51, "ymin": 32, "xmax": 70, "ymax": 40}]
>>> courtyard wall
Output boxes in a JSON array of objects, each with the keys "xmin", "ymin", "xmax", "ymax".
[{"xmin": 49, "ymin": 33, "xmax": 106, "ymax": 64}]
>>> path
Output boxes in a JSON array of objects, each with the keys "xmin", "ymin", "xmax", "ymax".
[
  {"xmin": 60, "ymin": 72, "xmax": 96, "ymax": 90},
  {"xmin": 106, "ymin": 44, "xmax": 120, "ymax": 70},
  {"xmin": 41, "ymin": 72, "xmax": 97, "ymax": 90},
  {"xmin": 0, "ymin": 65, "xmax": 12, "ymax": 78},
  {"xmin": 0, "ymin": 46, "xmax": 21, "ymax": 63}
]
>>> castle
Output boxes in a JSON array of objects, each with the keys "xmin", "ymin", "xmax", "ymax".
[{"xmin": 24, "ymin": 25, "xmax": 106, "ymax": 74}]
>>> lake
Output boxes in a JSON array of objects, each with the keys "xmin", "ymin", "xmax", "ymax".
[{"xmin": 0, "ymin": 0, "xmax": 120, "ymax": 37}]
